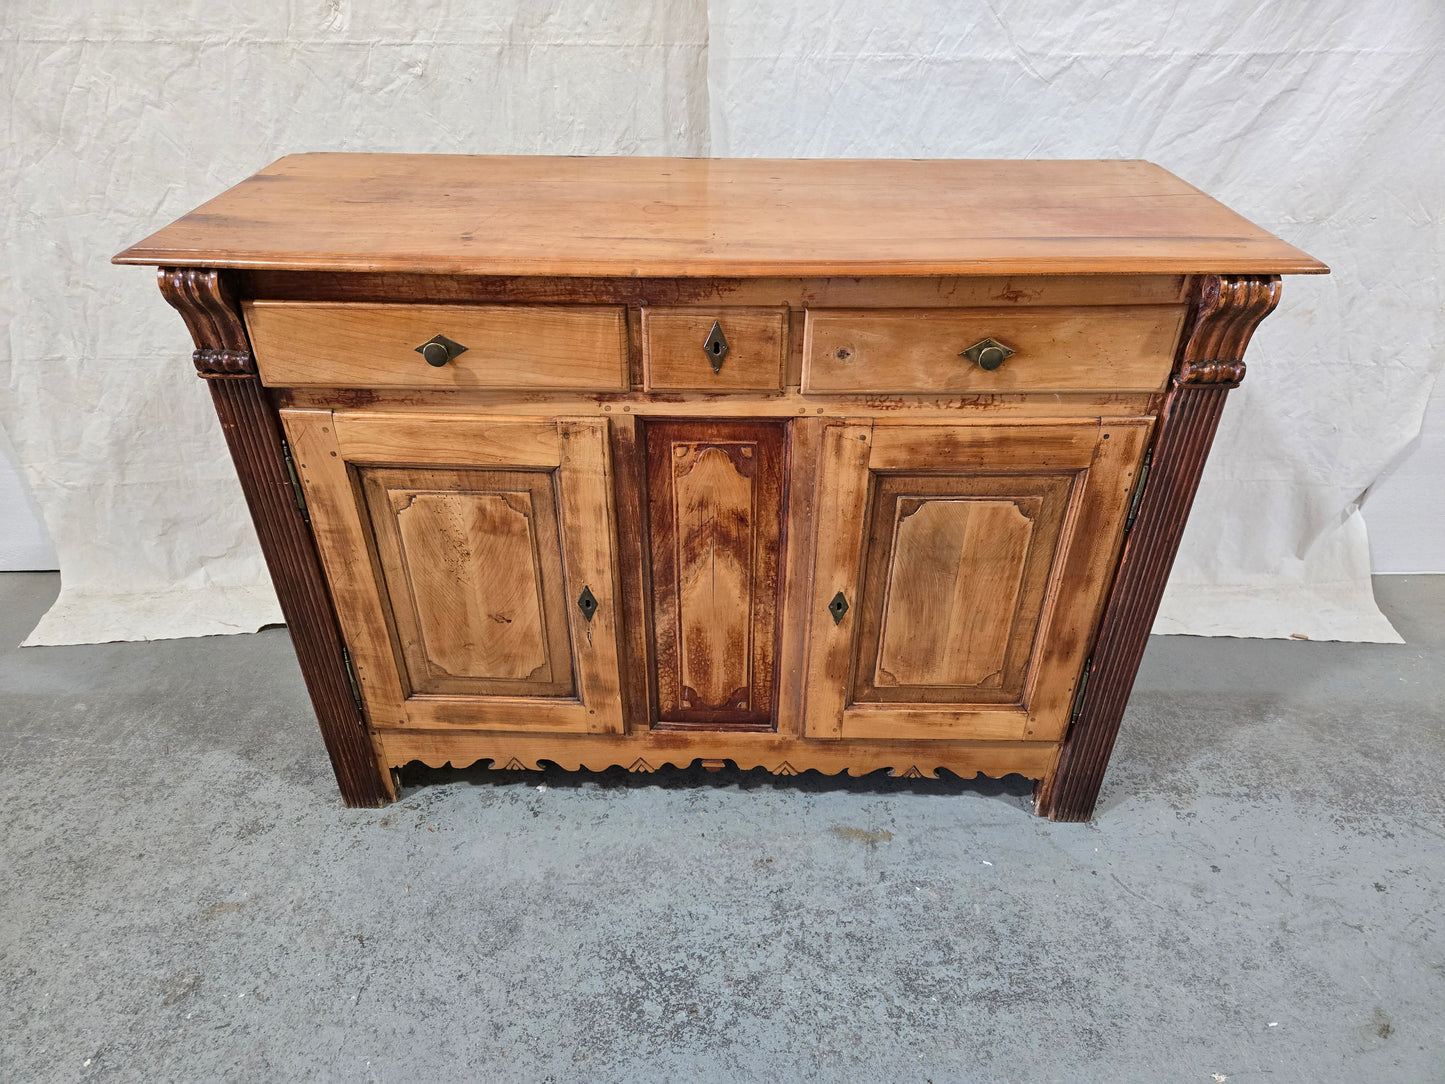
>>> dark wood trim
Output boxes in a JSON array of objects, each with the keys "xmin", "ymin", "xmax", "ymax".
[
  {"xmin": 1043, "ymin": 274, "xmax": 1282, "ymax": 821},
  {"xmin": 231, "ymin": 270, "xmax": 1193, "ymax": 309},
  {"xmin": 158, "ymin": 267, "xmax": 393, "ymax": 807},
  {"xmin": 643, "ymin": 418, "xmax": 788, "ymax": 730}
]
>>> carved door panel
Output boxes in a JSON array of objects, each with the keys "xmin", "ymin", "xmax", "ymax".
[
  {"xmin": 280, "ymin": 409, "xmax": 624, "ymax": 734},
  {"xmin": 645, "ymin": 420, "xmax": 786, "ymax": 729},
  {"xmin": 803, "ymin": 419, "xmax": 1151, "ymax": 742}
]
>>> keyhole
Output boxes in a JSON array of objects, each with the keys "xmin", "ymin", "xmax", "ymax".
[
  {"xmin": 703, "ymin": 320, "xmax": 729, "ymax": 372},
  {"xmin": 577, "ymin": 586, "xmax": 599, "ymax": 622}
]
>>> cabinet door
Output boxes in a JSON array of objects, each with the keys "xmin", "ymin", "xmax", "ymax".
[
  {"xmin": 644, "ymin": 420, "xmax": 786, "ymax": 729},
  {"xmin": 803, "ymin": 419, "xmax": 1151, "ymax": 742},
  {"xmin": 281, "ymin": 410, "xmax": 624, "ymax": 734}
]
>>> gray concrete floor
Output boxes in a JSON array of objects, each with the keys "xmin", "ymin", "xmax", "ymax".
[{"xmin": 0, "ymin": 573, "xmax": 1441, "ymax": 1083}]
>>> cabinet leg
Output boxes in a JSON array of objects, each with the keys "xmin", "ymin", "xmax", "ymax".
[
  {"xmin": 1044, "ymin": 386, "xmax": 1233, "ymax": 819},
  {"xmin": 1046, "ymin": 275, "xmax": 1280, "ymax": 821},
  {"xmin": 160, "ymin": 268, "xmax": 393, "ymax": 807}
]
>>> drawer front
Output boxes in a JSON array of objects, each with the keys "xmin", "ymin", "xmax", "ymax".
[
  {"xmin": 643, "ymin": 307, "xmax": 787, "ymax": 392},
  {"xmin": 802, "ymin": 305, "xmax": 1186, "ymax": 395},
  {"xmin": 246, "ymin": 302, "xmax": 629, "ymax": 389}
]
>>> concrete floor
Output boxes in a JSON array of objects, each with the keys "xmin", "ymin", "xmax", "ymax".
[{"xmin": 0, "ymin": 573, "xmax": 1441, "ymax": 1082}]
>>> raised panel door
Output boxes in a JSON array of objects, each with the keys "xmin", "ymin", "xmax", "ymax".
[
  {"xmin": 359, "ymin": 468, "xmax": 574, "ymax": 698},
  {"xmin": 645, "ymin": 419, "xmax": 786, "ymax": 729},
  {"xmin": 281, "ymin": 409, "xmax": 625, "ymax": 734},
  {"xmin": 857, "ymin": 473, "xmax": 1073, "ymax": 703},
  {"xmin": 803, "ymin": 419, "xmax": 1152, "ymax": 742}
]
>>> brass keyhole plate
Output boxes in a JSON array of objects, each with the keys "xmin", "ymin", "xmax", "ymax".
[{"xmin": 703, "ymin": 320, "xmax": 729, "ymax": 373}]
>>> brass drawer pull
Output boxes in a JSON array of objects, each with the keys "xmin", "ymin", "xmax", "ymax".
[
  {"xmin": 702, "ymin": 320, "xmax": 729, "ymax": 372},
  {"xmin": 960, "ymin": 337, "xmax": 1014, "ymax": 371},
  {"xmin": 415, "ymin": 333, "xmax": 468, "ymax": 367}
]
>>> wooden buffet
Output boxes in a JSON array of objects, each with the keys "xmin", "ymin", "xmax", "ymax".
[{"xmin": 114, "ymin": 155, "xmax": 1325, "ymax": 817}]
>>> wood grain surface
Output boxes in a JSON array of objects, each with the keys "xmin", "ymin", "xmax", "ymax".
[
  {"xmin": 802, "ymin": 305, "xmax": 1185, "ymax": 394},
  {"xmin": 801, "ymin": 421, "xmax": 876, "ymax": 738},
  {"xmin": 238, "ymin": 271, "xmax": 1195, "ymax": 309},
  {"xmin": 277, "ymin": 387, "xmax": 1163, "ymax": 421},
  {"xmin": 359, "ymin": 468, "xmax": 574, "ymax": 699},
  {"xmin": 116, "ymin": 156, "xmax": 1327, "ymax": 276},
  {"xmin": 646, "ymin": 420, "xmax": 786, "ymax": 729},
  {"xmin": 802, "ymin": 419, "xmax": 1149, "ymax": 745},
  {"xmin": 281, "ymin": 409, "xmax": 626, "ymax": 737},
  {"xmin": 642, "ymin": 307, "xmax": 788, "ymax": 391},
  {"xmin": 856, "ymin": 477, "xmax": 1070, "ymax": 703},
  {"xmin": 376, "ymin": 729, "xmax": 1061, "ymax": 782},
  {"xmin": 245, "ymin": 301, "xmax": 628, "ymax": 390}
]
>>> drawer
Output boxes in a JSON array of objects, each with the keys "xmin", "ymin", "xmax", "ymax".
[
  {"xmin": 642, "ymin": 307, "xmax": 787, "ymax": 392},
  {"xmin": 244, "ymin": 302, "xmax": 629, "ymax": 390},
  {"xmin": 802, "ymin": 306, "xmax": 1187, "ymax": 395}
]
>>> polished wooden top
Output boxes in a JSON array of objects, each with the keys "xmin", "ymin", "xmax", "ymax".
[{"xmin": 114, "ymin": 154, "xmax": 1326, "ymax": 277}]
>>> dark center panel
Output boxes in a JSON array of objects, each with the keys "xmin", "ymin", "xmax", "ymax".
[{"xmin": 644, "ymin": 419, "xmax": 787, "ymax": 730}]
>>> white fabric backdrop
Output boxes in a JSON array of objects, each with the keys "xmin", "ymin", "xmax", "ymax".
[{"xmin": 2, "ymin": 0, "xmax": 1439, "ymax": 645}]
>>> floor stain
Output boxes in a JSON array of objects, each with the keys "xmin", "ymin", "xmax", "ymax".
[
  {"xmin": 1372, "ymin": 1007, "xmax": 1394, "ymax": 1039},
  {"xmin": 160, "ymin": 971, "xmax": 202, "ymax": 1005},
  {"xmin": 832, "ymin": 826, "xmax": 893, "ymax": 846}
]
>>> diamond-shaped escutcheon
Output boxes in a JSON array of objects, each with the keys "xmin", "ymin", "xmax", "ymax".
[
  {"xmin": 703, "ymin": 320, "xmax": 730, "ymax": 372},
  {"xmin": 414, "ymin": 333, "xmax": 468, "ymax": 367},
  {"xmin": 576, "ymin": 585, "xmax": 599, "ymax": 622}
]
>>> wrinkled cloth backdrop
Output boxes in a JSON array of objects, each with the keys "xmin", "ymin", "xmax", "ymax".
[{"xmin": 2, "ymin": 0, "xmax": 1440, "ymax": 644}]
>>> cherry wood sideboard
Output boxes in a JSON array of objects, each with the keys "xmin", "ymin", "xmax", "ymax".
[{"xmin": 115, "ymin": 155, "xmax": 1325, "ymax": 817}]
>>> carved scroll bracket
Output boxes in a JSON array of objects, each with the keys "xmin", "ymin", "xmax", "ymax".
[
  {"xmin": 157, "ymin": 267, "xmax": 256, "ymax": 377},
  {"xmin": 1174, "ymin": 274, "xmax": 1282, "ymax": 387}
]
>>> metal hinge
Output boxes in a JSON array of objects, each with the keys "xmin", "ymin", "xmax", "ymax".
[
  {"xmin": 1124, "ymin": 448, "xmax": 1153, "ymax": 534},
  {"xmin": 280, "ymin": 438, "xmax": 310, "ymax": 524},
  {"xmin": 340, "ymin": 647, "xmax": 365, "ymax": 715},
  {"xmin": 1069, "ymin": 656, "xmax": 1094, "ymax": 725}
]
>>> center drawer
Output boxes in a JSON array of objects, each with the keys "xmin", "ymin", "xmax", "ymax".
[
  {"xmin": 244, "ymin": 301, "xmax": 629, "ymax": 389},
  {"xmin": 802, "ymin": 305, "xmax": 1187, "ymax": 394},
  {"xmin": 642, "ymin": 307, "xmax": 788, "ymax": 392}
]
